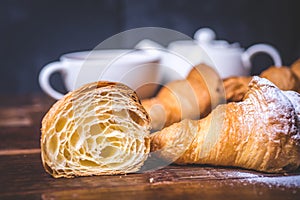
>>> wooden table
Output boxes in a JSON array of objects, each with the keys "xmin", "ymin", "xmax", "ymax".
[{"xmin": 0, "ymin": 95, "xmax": 299, "ymax": 200}]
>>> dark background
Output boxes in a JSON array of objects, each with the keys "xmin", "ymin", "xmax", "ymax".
[{"xmin": 1, "ymin": 0, "xmax": 300, "ymax": 95}]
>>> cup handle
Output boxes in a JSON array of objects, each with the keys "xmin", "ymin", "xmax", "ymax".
[
  {"xmin": 39, "ymin": 61, "xmax": 66, "ymax": 99},
  {"xmin": 241, "ymin": 44, "xmax": 282, "ymax": 70}
]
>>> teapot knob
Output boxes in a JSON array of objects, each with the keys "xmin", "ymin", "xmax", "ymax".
[{"xmin": 194, "ymin": 28, "xmax": 216, "ymax": 43}]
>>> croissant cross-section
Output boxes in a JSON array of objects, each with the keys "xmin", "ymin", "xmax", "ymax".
[{"xmin": 41, "ymin": 82, "xmax": 151, "ymax": 178}]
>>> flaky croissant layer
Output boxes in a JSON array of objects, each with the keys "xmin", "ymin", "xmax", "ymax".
[
  {"xmin": 142, "ymin": 64, "xmax": 225, "ymax": 131},
  {"xmin": 41, "ymin": 82, "xmax": 151, "ymax": 178},
  {"xmin": 151, "ymin": 77, "xmax": 300, "ymax": 173}
]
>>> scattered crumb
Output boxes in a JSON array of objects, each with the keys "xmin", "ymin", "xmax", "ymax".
[{"xmin": 149, "ymin": 177, "xmax": 154, "ymax": 183}]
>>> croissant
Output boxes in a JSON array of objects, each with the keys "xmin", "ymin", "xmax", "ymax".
[
  {"xmin": 222, "ymin": 76, "xmax": 252, "ymax": 102},
  {"xmin": 151, "ymin": 77, "xmax": 300, "ymax": 173},
  {"xmin": 142, "ymin": 64, "xmax": 225, "ymax": 130},
  {"xmin": 224, "ymin": 59, "xmax": 300, "ymax": 102},
  {"xmin": 291, "ymin": 59, "xmax": 300, "ymax": 79},
  {"xmin": 41, "ymin": 82, "xmax": 151, "ymax": 178},
  {"xmin": 260, "ymin": 66, "xmax": 300, "ymax": 92}
]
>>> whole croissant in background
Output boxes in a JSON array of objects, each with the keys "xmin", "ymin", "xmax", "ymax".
[
  {"xmin": 224, "ymin": 59, "xmax": 300, "ymax": 102},
  {"xmin": 41, "ymin": 82, "xmax": 151, "ymax": 178},
  {"xmin": 142, "ymin": 64, "xmax": 225, "ymax": 131},
  {"xmin": 151, "ymin": 77, "xmax": 300, "ymax": 173}
]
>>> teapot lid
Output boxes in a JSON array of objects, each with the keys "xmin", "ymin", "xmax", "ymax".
[{"xmin": 194, "ymin": 28, "xmax": 240, "ymax": 50}]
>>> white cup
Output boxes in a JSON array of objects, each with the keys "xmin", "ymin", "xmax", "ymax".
[{"xmin": 39, "ymin": 49, "xmax": 161, "ymax": 99}]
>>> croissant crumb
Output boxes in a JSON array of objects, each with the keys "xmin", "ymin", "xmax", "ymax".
[{"xmin": 41, "ymin": 82, "xmax": 151, "ymax": 178}]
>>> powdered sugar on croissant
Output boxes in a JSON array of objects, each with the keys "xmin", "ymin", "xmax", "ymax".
[
  {"xmin": 151, "ymin": 76, "xmax": 300, "ymax": 173},
  {"xmin": 243, "ymin": 76, "xmax": 299, "ymax": 143},
  {"xmin": 283, "ymin": 90, "xmax": 300, "ymax": 140},
  {"xmin": 41, "ymin": 82, "xmax": 151, "ymax": 178}
]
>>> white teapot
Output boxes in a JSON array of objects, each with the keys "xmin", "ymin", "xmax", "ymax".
[{"xmin": 161, "ymin": 28, "xmax": 282, "ymax": 83}]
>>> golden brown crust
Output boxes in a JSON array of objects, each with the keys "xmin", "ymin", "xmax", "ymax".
[
  {"xmin": 291, "ymin": 59, "xmax": 300, "ymax": 80},
  {"xmin": 223, "ymin": 76, "xmax": 252, "ymax": 102},
  {"xmin": 142, "ymin": 80, "xmax": 190, "ymax": 130},
  {"xmin": 142, "ymin": 64, "xmax": 224, "ymax": 130},
  {"xmin": 224, "ymin": 62, "xmax": 300, "ymax": 102},
  {"xmin": 186, "ymin": 65, "xmax": 225, "ymax": 116},
  {"xmin": 151, "ymin": 77, "xmax": 300, "ymax": 173},
  {"xmin": 260, "ymin": 66, "xmax": 300, "ymax": 92},
  {"xmin": 41, "ymin": 81, "xmax": 151, "ymax": 178},
  {"xmin": 144, "ymin": 60, "xmax": 300, "ymax": 131}
]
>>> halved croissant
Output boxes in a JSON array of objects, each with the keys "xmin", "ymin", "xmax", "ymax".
[
  {"xmin": 151, "ymin": 77, "xmax": 300, "ymax": 173},
  {"xmin": 41, "ymin": 82, "xmax": 151, "ymax": 178}
]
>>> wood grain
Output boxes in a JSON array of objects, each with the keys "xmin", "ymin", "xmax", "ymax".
[
  {"xmin": 0, "ymin": 153, "xmax": 299, "ymax": 199},
  {"xmin": 0, "ymin": 95, "xmax": 299, "ymax": 199}
]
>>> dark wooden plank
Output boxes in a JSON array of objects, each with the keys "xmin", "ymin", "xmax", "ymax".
[
  {"xmin": 0, "ymin": 127, "xmax": 41, "ymax": 150},
  {"xmin": 0, "ymin": 95, "xmax": 53, "ymax": 129},
  {"xmin": 40, "ymin": 181, "xmax": 300, "ymax": 200},
  {"xmin": 0, "ymin": 94, "xmax": 55, "ymax": 108},
  {"xmin": 2, "ymin": 181, "xmax": 300, "ymax": 200},
  {"xmin": 0, "ymin": 153, "xmax": 150, "ymax": 197},
  {"xmin": 0, "ymin": 153, "xmax": 299, "ymax": 199},
  {"xmin": 0, "ymin": 95, "xmax": 300, "ymax": 199},
  {"xmin": 0, "ymin": 95, "xmax": 53, "ymax": 123},
  {"xmin": 0, "ymin": 94, "xmax": 55, "ymax": 150}
]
